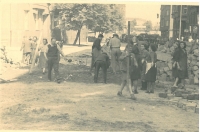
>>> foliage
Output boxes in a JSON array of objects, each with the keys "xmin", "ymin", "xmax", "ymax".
[
  {"xmin": 54, "ymin": 3, "xmax": 125, "ymax": 33},
  {"xmin": 130, "ymin": 19, "xmax": 137, "ymax": 32},
  {"xmin": 143, "ymin": 21, "xmax": 152, "ymax": 31}
]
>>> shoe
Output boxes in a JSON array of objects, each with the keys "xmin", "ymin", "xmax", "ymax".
[
  {"xmin": 171, "ymin": 86, "xmax": 177, "ymax": 93},
  {"xmin": 134, "ymin": 90, "xmax": 138, "ymax": 94},
  {"xmin": 117, "ymin": 91, "xmax": 122, "ymax": 96},
  {"xmin": 57, "ymin": 80, "xmax": 61, "ymax": 84},
  {"xmin": 130, "ymin": 94, "xmax": 136, "ymax": 100},
  {"xmin": 150, "ymin": 91, "xmax": 154, "ymax": 93}
]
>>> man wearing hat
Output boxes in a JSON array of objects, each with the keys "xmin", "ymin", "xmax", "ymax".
[
  {"xmin": 109, "ymin": 33, "xmax": 121, "ymax": 74},
  {"xmin": 90, "ymin": 34, "xmax": 104, "ymax": 73}
]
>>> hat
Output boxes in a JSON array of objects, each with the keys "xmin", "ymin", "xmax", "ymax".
[{"xmin": 98, "ymin": 34, "xmax": 104, "ymax": 38}]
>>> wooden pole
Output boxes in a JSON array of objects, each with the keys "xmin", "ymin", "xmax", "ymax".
[
  {"xmin": 29, "ymin": 32, "xmax": 43, "ymax": 73},
  {"xmin": 128, "ymin": 21, "xmax": 131, "ymax": 35},
  {"xmin": 179, "ymin": 5, "xmax": 182, "ymax": 40}
]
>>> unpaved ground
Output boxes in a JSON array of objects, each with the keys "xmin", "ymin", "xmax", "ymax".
[{"xmin": 0, "ymin": 51, "xmax": 199, "ymax": 131}]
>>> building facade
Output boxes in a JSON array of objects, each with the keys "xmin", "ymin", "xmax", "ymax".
[
  {"xmin": 160, "ymin": 5, "xmax": 173, "ymax": 40},
  {"xmin": 1, "ymin": 3, "xmax": 51, "ymax": 47},
  {"xmin": 172, "ymin": 5, "xmax": 199, "ymax": 40}
]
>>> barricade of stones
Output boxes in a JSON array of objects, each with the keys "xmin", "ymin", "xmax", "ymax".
[
  {"xmin": 158, "ymin": 88, "xmax": 199, "ymax": 114},
  {"xmin": 156, "ymin": 42, "xmax": 199, "ymax": 85}
]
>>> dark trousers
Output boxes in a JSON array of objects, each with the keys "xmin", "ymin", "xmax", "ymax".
[
  {"xmin": 47, "ymin": 57, "xmax": 59, "ymax": 81},
  {"xmin": 94, "ymin": 61, "xmax": 107, "ymax": 83}
]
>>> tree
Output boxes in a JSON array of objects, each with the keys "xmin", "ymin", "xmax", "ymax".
[
  {"xmin": 130, "ymin": 19, "xmax": 137, "ymax": 32},
  {"xmin": 53, "ymin": 4, "xmax": 125, "ymax": 45},
  {"xmin": 143, "ymin": 21, "xmax": 152, "ymax": 32}
]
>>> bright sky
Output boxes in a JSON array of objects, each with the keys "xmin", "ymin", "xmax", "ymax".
[{"xmin": 125, "ymin": 3, "xmax": 161, "ymax": 26}]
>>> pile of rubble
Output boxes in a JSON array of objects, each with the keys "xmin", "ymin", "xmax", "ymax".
[{"xmin": 156, "ymin": 42, "xmax": 199, "ymax": 85}]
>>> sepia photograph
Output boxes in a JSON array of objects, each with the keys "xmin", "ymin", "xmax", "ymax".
[{"xmin": 0, "ymin": 0, "xmax": 199, "ymax": 131}]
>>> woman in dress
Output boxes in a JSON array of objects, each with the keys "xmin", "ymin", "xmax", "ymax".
[
  {"xmin": 39, "ymin": 38, "xmax": 48, "ymax": 74},
  {"xmin": 125, "ymin": 40, "xmax": 141, "ymax": 94},
  {"xmin": 171, "ymin": 41, "xmax": 180, "ymax": 83},
  {"xmin": 117, "ymin": 39, "xmax": 138, "ymax": 100},
  {"xmin": 172, "ymin": 41, "xmax": 188, "ymax": 89},
  {"xmin": 140, "ymin": 43, "xmax": 150, "ymax": 90},
  {"xmin": 145, "ymin": 44, "xmax": 157, "ymax": 93},
  {"xmin": 31, "ymin": 36, "xmax": 38, "ymax": 65}
]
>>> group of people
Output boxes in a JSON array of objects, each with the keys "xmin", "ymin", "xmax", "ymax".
[
  {"xmin": 21, "ymin": 36, "xmax": 66, "ymax": 83},
  {"xmin": 91, "ymin": 33, "xmax": 158, "ymax": 100}
]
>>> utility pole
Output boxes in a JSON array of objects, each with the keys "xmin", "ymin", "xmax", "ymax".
[
  {"xmin": 128, "ymin": 21, "xmax": 130, "ymax": 35},
  {"xmin": 179, "ymin": 5, "xmax": 182, "ymax": 40}
]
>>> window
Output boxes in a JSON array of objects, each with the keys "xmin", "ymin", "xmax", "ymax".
[
  {"xmin": 166, "ymin": 20, "xmax": 169, "ymax": 26},
  {"xmin": 183, "ymin": 7, "xmax": 187, "ymax": 14},
  {"xmin": 33, "ymin": 9, "xmax": 39, "ymax": 30},
  {"xmin": 161, "ymin": 20, "xmax": 164, "ymax": 27},
  {"xmin": 166, "ymin": 10, "xmax": 169, "ymax": 15},
  {"xmin": 24, "ymin": 11, "xmax": 29, "ymax": 30}
]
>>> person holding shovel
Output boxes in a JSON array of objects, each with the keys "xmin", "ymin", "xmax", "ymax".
[{"xmin": 117, "ymin": 39, "xmax": 138, "ymax": 100}]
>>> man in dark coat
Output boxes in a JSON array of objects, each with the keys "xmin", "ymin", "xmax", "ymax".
[
  {"xmin": 90, "ymin": 34, "xmax": 104, "ymax": 73},
  {"xmin": 93, "ymin": 51, "xmax": 110, "ymax": 84}
]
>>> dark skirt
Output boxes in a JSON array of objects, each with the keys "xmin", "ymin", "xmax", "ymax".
[
  {"xmin": 141, "ymin": 61, "xmax": 146, "ymax": 80},
  {"xmin": 130, "ymin": 65, "xmax": 141, "ymax": 81},
  {"xmin": 172, "ymin": 64, "xmax": 179, "ymax": 78},
  {"xmin": 145, "ymin": 66, "xmax": 157, "ymax": 82}
]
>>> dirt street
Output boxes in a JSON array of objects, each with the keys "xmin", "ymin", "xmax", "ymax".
[{"xmin": 0, "ymin": 61, "xmax": 199, "ymax": 131}]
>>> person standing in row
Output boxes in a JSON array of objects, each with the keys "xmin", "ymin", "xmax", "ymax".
[
  {"xmin": 130, "ymin": 42, "xmax": 141, "ymax": 94},
  {"xmin": 20, "ymin": 36, "xmax": 31, "ymax": 65},
  {"xmin": 172, "ymin": 41, "xmax": 188, "ymax": 90},
  {"xmin": 140, "ymin": 43, "xmax": 150, "ymax": 90},
  {"xmin": 109, "ymin": 34, "xmax": 121, "ymax": 74},
  {"xmin": 38, "ymin": 38, "xmax": 48, "ymax": 74},
  {"xmin": 145, "ymin": 44, "xmax": 157, "ymax": 93},
  {"xmin": 90, "ymin": 34, "xmax": 104, "ymax": 73},
  {"xmin": 45, "ymin": 38, "xmax": 66, "ymax": 83},
  {"xmin": 30, "ymin": 36, "xmax": 39, "ymax": 65}
]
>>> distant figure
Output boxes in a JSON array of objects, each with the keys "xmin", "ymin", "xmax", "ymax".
[
  {"xmin": 20, "ymin": 36, "xmax": 31, "ymax": 64},
  {"xmin": 30, "ymin": 36, "xmax": 38, "ymax": 65},
  {"xmin": 109, "ymin": 33, "xmax": 121, "ymax": 74},
  {"xmin": 38, "ymin": 38, "xmax": 48, "ymax": 74}
]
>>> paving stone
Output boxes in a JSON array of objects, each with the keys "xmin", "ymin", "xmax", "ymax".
[
  {"xmin": 182, "ymin": 94, "xmax": 188, "ymax": 99},
  {"xmin": 177, "ymin": 100, "xmax": 188, "ymax": 108},
  {"xmin": 168, "ymin": 100, "xmax": 178, "ymax": 106},
  {"xmin": 187, "ymin": 94, "xmax": 199, "ymax": 100},
  {"xmin": 158, "ymin": 93, "xmax": 167, "ymax": 98},
  {"xmin": 195, "ymin": 107, "xmax": 199, "ymax": 114},
  {"xmin": 167, "ymin": 94, "xmax": 175, "ymax": 100},
  {"xmin": 175, "ymin": 89, "xmax": 192, "ymax": 97},
  {"xmin": 182, "ymin": 102, "xmax": 197, "ymax": 112}
]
